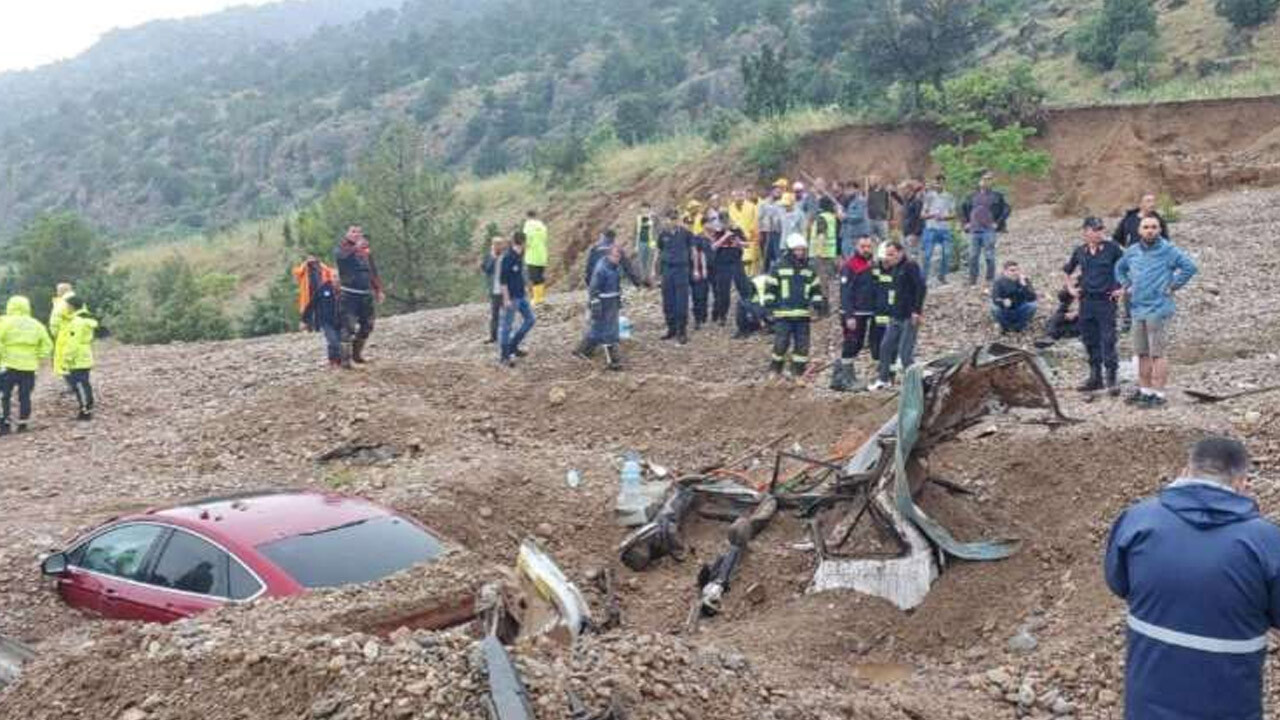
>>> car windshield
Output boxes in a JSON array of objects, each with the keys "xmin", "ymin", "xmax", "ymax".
[{"xmin": 256, "ymin": 515, "xmax": 444, "ymax": 589}]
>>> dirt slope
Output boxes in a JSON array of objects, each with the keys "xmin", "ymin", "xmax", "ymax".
[
  {"xmin": 794, "ymin": 95, "xmax": 1280, "ymax": 215},
  {"xmin": 3, "ymin": 188, "xmax": 1280, "ymax": 719}
]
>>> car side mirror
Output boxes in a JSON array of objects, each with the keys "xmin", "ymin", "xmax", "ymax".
[{"xmin": 41, "ymin": 553, "xmax": 68, "ymax": 577}]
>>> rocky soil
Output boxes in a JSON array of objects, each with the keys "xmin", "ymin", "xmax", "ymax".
[{"xmin": 2, "ymin": 188, "xmax": 1280, "ymax": 718}]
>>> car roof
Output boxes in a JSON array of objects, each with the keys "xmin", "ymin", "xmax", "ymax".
[{"xmin": 140, "ymin": 490, "xmax": 393, "ymax": 548}]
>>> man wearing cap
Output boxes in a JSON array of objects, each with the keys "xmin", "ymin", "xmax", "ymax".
[
  {"xmin": 657, "ymin": 209, "xmax": 695, "ymax": 345},
  {"xmin": 1106, "ymin": 436, "xmax": 1280, "ymax": 720},
  {"xmin": 1063, "ymin": 216, "xmax": 1126, "ymax": 395},
  {"xmin": 1116, "ymin": 216, "xmax": 1198, "ymax": 409}
]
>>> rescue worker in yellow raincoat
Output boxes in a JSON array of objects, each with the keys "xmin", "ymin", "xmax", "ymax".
[
  {"xmin": 49, "ymin": 282, "xmax": 76, "ymax": 393},
  {"xmin": 0, "ymin": 295, "xmax": 53, "ymax": 434},
  {"xmin": 56, "ymin": 296, "xmax": 98, "ymax": 421}
]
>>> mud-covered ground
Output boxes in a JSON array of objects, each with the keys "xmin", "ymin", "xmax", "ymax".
[{"xmin": 3, "ymin": 189, "xmax": 1280, "ymax": 719}]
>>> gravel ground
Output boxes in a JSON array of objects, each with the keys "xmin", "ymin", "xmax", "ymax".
[{"xmin": 2, "ymin": 188, "xmax": 1280, "ymax": 718}]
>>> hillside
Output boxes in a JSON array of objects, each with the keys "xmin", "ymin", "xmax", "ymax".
[
  {"xmin": 2, "ymin": 187, "xmax": 1280, "ymax": 718},
  {"xmin": 4, "ymin": 0, "xmax": 1280, "ymax": 242}
]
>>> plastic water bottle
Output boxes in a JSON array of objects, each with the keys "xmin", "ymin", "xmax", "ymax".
[
  {"xmin": 618, "ymin": 315, "xmax": 633, "ymax": 341},
  {"xmin": 565, "ymin": 469, "xmax": 581, "ymax": 488},
  {"xmin": 616, "ymin": 452, "xmax": 645, "ymax": 525}
]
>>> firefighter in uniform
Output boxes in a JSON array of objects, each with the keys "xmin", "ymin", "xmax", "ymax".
[{"xmin": 762, "ymin": 234, "xmax": 826, "ymax": 377}]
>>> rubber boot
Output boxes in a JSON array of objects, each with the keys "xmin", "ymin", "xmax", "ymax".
[
  {"xmin": 352, "ymin": 338, "xmax": 368, "ymax": 364},
  {"xmin": 340, "ymin": 342, "xmax": 354, "ymax": 369},
  {"xmin": 603, "ymin": 345, "xmax": 622, "ymax": 371},
  {"xmin": 1077, "ymin": 366, "xmax": 1103, "ymax": 392},
  {"xmin": 1105, "ymin": 367, "xmax": 1121, "ymax": 397},
  {"xmin": 829, "ymin": 360, "xmax": 854, "ymax": 392}
]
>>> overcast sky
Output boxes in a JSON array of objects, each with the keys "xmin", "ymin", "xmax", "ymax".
[{"xmin": 0, "ymin": 0, "xmax": 276, "ymax": 73}]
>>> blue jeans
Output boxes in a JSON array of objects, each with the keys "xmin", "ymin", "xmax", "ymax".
[
  {"xmin": 636, "ymin": 242, "xmax": 653, "ymax": 282},
  {"xmin": 968, "ymin": 229, "xmax": 997, "ymax": 284},
  {"xmin": 499, "ymin": 298, "xmax": 536, "ymax": 361},
  {"xmin": 921, "ymin": 228, "xmax": 952, "ymax": 282},
  {"xmin": 878, "ymin": 318, "xmax": 918, "ymax": 382},
  {"xmin": 991, "ymin": 302, "xmax": 1037, "ymax": 332},
  {"xmin": 321, "ymin": 325, "xmax": 341, "ymax": 362}
]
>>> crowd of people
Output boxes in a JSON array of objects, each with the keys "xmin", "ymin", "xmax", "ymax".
[{"xmin": 463, "ymin": 173, "xmax": 1197, "ymax": 410}]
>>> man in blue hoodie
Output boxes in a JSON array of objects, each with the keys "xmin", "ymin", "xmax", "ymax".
[
  {"xmin": 1115, "ymin": 216, "xmax": 1197, "ymax": 408},
  {"xmin": 1106, "ymin": 436, "xmax": 1280, "ymax": 720}
]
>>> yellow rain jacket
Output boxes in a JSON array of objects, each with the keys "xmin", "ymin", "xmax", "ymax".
[
  {"xmin": 523, "ymin": 219, "xmax": 549, "ymax": 268},
  {"xmin": 57, "ymin": 309, "xmax": 98, "ymax": 373},
  {"xmin": 0, "ymin": 296, "xmax": 53, "ymax": 372},
  {"xmin": 50, "ymin": 291, "xmax": 75, "ymax": 376}
]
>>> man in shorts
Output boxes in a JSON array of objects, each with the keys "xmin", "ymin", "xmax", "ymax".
[{"xmin": 1115, "ymin": 216, "xmax": 1198, "ymax": 409}]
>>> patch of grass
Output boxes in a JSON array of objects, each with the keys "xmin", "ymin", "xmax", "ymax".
[{"xmin": 113, "ymin": 218, "xmax": 290, "ymax": 314}]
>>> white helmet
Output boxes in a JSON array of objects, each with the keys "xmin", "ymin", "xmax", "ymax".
[{"xmin": 785, "ymin": 233, "xmax": 808, "ymax": 251}]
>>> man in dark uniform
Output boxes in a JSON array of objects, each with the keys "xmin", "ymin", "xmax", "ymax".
[
  {"xmin": 710, "ymin": 222, "xmax": 751, "ymax": 326},
  {"xmin": 334, "ymin": 225, "xmax": 383, "ymax": 367},
  {"xmin": 1063, "ymin": 216, "xmax": 1125, "ymax": 395},
  {"xmin": 574, "ymin": 244, "xmax": 626, "ymax": 370},
  {"xmin": 657, "ymin": 209, "xmax": 694, "ymax": 345}
]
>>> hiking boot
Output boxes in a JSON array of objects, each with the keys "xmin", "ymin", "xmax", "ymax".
[
  {"xmin": 677, "ymin": 332, "xmax": 688, "ymax": 346},
  {"xmin": 1077, "ymin": 372, "xmax": 1103, "ymax": 393},
  {"xmin": 15, "ymin": 423, "xmax": 29, "ymax": 434},
  {"xmin": 572, "ymin": 340, "xmax": 594, "ymax": 360},
  {"xmin": 1105, "ymin": 368, "xmax": 1121, "ymax": 397},
  {"xmin": 829, "ymin": 361, "xmax": 856, "ymax": 392},
  {"xmin": 603, "ymin": 345, "xmax": 622, "ymax": 371},
  {"xmin": 660, "ymin": 329, "xmax": 676, "ymax": 340},
  {"xmin": 76, "ymin": 410, "xmax": 92, "ymax": 422},
  {"xmin": 351, "ymin": 339, "xmax": 368, "ymax": 364}
]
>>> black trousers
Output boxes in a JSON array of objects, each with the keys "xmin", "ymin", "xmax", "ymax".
[
  {"xmin": 1, "ymin": 370, "xmax": 36, "ymax": 423},
  {"xmin": 841, "ymin": 315, "xmax": 883, "ymax": 361},
  {"xmin": 69, "ymin": 369, "xmax": 94, "ymax": 412},
  {"xmin": 488, "ymin": 294, "xmax": 503, "ymax": 342},
  {"xmin": 661, "ymin": 266, "xmax": 690, "ymax": 334},
  {"xmin": 340, "ymin": 292, "xmax": 375, "ymax": 342},
  {"xmin": 1079, "ymin": 296, "xmax": 1118, "ymax": 372},
  {"xmin": 736, "ymin": 301, "xmax": 765, "ymax": 334},
  {"xmin": 771, "ymin": 318, "xmax": 812, "ymax": 372},
  {"xmin": 712, "ymin": 263, "xmax": 750, "ymax": 323},
  {"xmin": 691, "ymin": 276, "xmax": 710, "ymax": 325}
]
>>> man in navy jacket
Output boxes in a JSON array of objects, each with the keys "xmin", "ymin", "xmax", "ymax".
[{"xmin": 1105, "ymin": 436, "xmax": 1280, "ymax": 720}]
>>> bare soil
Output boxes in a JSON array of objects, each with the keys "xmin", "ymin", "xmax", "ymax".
[{"xmin": 3, "ymin": 187, "xmax": 1280, "ymax": 719}]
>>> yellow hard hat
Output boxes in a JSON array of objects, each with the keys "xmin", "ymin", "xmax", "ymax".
[{"xmin": 773, "ymin": 178, "xmax": 789, "ymax": 189}]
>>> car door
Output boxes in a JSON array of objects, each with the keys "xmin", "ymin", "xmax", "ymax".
[
  {"xmin": 62, "ymin": 523, "xmax": 166, "ymax": 618},
  {"xmin": 135, "ymin": 529, "xmax": 235, "ymax": 622}
]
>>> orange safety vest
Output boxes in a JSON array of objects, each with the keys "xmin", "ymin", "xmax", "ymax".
[{"xmin": 292, "ymin": 261, "xmax": 339, "ymax": 314}]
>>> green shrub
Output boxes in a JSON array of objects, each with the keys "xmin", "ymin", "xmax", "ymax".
[
  {"xmin": 1215, "ymin": 0, "xmax": 1280, "ymax": 27},
  {"xmin": 1075, "ymin": 0, "xmax": 1158, "ymax": 71},
  {"xmin": 1115, "ymin": 30, "xmax": 1162, "ymax": 88},
  {"xmin": 744, "ymin": 123, "xmax": 799, "ymax": 181}
]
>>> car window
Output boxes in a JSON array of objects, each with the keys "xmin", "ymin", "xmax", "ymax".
[
  {"xmin": 257, "ymin": 515, "xmax": 444, "ymax": 589},
  {"xmin": 76, "ymin": 524, "xmax": 165, "ymax": 580},
  {"xmin": 228, "ymin": 560, "xmax": 263, "ymax": 601},
  {"xmin": 147, "ymin": 530, "xmax": 230, "ymax": 597}
]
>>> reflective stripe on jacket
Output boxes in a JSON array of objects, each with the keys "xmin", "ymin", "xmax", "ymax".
[
  {"xmin": 762, "ymin": 254, "xmax": 823, "ymax": 319},
  {"xmin": 1105, "ymin": 478, "xmax": 1280, "ymax": 720}
]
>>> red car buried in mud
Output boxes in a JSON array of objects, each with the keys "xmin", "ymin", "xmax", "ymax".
[{"xmin": 39, "ymin": 491, "xmax": 446, "ymax": 623}]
